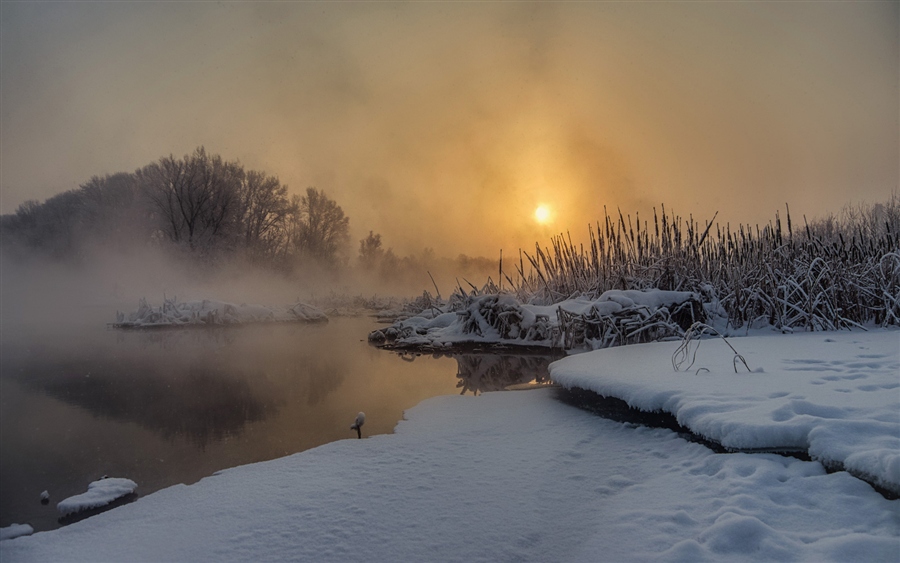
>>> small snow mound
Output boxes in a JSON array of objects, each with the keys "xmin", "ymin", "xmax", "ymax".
[
  {"xmin": 0, "ymin": 524, "xmax": 34, "ymax": 541},
  {"xmin": 698, "ymin": 513, "xmax": 791, "ymax": 557},
  {"xmin": 57, "ymin": 478, "xmax": 138, "ymax": 517}
]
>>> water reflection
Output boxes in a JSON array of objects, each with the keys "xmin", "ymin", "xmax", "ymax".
[
  {"xmin": 16, "ymin": 362, "xmax": 277, "ymax": 450},
  {"xmin": 114, "ymin": 325, "xmax": 249, "ymax": 350},
  {"xmin": 395, "ymin": 352, "xmax": 560, "ymax": 395}
]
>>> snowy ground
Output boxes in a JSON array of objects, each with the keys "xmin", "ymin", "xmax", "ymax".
[{"xmin": 1, "ymin": 331, "xmax": 897, "ymax": 561}]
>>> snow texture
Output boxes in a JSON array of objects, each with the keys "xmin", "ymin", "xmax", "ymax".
[
  {"xmin": 552, "ymin": 329, "xmax": 900, "ymax": 493},
  {"xmin": 56, "ymin": 478, "xmax": 138, "ymax": 517},
  {"xmin": 0, "ymin": 524, "xmax": 33, "ymax": 541},
  {"xmin": 2, "ymin": 332, "xmax": 898, "ymax": 561},
  {"xmin": 114, "ymin": 298, "xmax": 327, "ymax": 328}
]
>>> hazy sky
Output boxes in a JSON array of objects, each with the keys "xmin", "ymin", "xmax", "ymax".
[{"xmin": 1, "ymin": 1, "xmax": 897, "ymax": 256}]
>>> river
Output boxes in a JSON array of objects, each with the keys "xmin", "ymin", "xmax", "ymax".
[{"xmin": 0, "ymin": 316, "xmax": 555, "ymax": 532}]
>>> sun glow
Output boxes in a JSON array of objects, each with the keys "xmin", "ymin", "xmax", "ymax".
[{"xmin": 534, "ymin": 205, "xmax": 551, "ymax": 224}]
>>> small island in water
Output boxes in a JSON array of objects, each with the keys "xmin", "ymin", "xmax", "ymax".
[{"xmin": 111, "ymin": 297, "xmax": 328, "ymax": 329}]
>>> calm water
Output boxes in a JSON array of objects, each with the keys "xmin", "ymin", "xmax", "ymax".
[{"xmin": 0, "ymin": 316, "xmax": 555, "ymax": 532}]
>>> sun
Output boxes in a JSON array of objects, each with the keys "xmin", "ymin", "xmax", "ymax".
[{"xmin": 534, "ymin": 205, "xmax": 551, "ymax": 224}]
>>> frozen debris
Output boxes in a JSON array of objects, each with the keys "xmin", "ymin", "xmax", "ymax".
[
  {"xmin": 57, "ymin": 478, "xmax": 138, "ymax": 517},
  {"xmin": 112, "ymin": 297, "xmax": 327, "ymax": 329},
  {"xmin": 0, "ymin": 524, "xmax": 34, "ymax": 541},
  {"xmin": 369, "ymin": 289, "xmax": 704, "ymax": 352},
  {"xmin": 40, "ymin": 490, "xmax": 49, "ymax": 505}
]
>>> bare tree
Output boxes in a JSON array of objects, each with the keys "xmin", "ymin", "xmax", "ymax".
[
  {"xmin": 287, "ymin": 187, "xmax": 350, "ymax": 265},
  {"xmin": 136, "ymin": 147, "xmax": 241, "ymax": 252},
  {"xmin": 236, "ymin": 170, "xmax": 291, "ymax": 261},
  {"xmin": 199, "ymin": 154, "xmax": 242, "ymax": 247},
  {"xmin": 136, "ymin": 153, "xmax": 192, "ymax": 244}
]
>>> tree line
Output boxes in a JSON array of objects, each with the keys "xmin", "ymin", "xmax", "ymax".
[
  {"xmin": 1, "ymin": 147, "xmax": 497, "ymax": 289},
  {"xmin": 2, "ymin": 148, "xmax": 351, "ymax": 268}
]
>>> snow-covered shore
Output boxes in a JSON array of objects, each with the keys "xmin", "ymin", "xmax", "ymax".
[
  {"xmin": 552, "ymin": 329, "xmax": 900, "ymax": 495},
  {"xmin": 2, "ymin": 330, "xmax": 897, "ymax": 561}
]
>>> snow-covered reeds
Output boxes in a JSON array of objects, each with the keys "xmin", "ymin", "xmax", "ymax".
[
  {"xmin": 506, "ymin": 197, "xmax": 900, "ymax": 331},
  {"xmin": 369, "ymin": 290, "xmax": 703, "ymax": 351}
]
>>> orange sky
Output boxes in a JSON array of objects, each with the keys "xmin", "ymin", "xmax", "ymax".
[{"xmin": 1, "ymin": 2, "xmax": 897, "ymax": 257}]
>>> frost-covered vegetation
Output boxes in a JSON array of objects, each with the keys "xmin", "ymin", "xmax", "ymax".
[
  {"xmin": 113, "ymin": 297, "xmax": 327, "ymax": 328},
  {"xmin": 508, "ymin": 199, "xmax": 900, "ymax": 330},
  {"xmin": 369, "ymin": 290, "xmax": 704, "ymax": 351},
  {"xmin": 372, "ymin": 198, "xmax": 900, "ymax": 351}
]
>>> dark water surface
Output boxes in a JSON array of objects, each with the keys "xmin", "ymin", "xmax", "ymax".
[{"xmin": 0, "ymin": 316, "xmax": 554, "ymax": 532}]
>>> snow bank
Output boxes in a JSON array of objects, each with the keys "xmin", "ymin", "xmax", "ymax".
[
  {"xmin": 369, "ymin": 289, "xmax": 703, "ymax": 351},
  {"xmin": 1, "ymin": 388, "xmax": 896, "ymax": 562},
  {"xmin": 551, "ymin": 329, "xmax": 900, "ymax": 493},
  {"xmin": 57, "ymin": 478, "xmax": 138, "ymax": 517},
  {"xmin": 113, "ymin": 298, "xmax": 327, "ymax": 328},
  {"xmin": 0, "ymin": 524, "xmax": 33, "ymax": 541}
]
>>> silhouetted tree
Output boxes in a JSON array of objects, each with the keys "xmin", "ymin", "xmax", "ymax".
[
  {"xmin": 137, "ymin": 147, "xmax": 242, "ymax": 252},
  {"xmin": 235, "ymin": 170, "xmax": 292, "ymax": 261},
  {"xmin": 0, "ymin": 150, "xmax": 362, "ymax": 273},
  {"xmin": 79, "ymin": 172, "xmax": 150, "ymax": 248},
  {"xmin": 358, "ymin": 231, "xmax": 384, "ymax": 269},
  {"xmin": 14, "ymin": 190, "xmax": 85, "ymax": 257},
  {"xmin": 287, "ymin": 188, "xmax": 350, "ymax": 265}
]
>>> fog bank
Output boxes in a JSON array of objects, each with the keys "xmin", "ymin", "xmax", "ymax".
[{"xmin": 2, "ymin": 2, "xmax": 896, "ymax": 257}]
